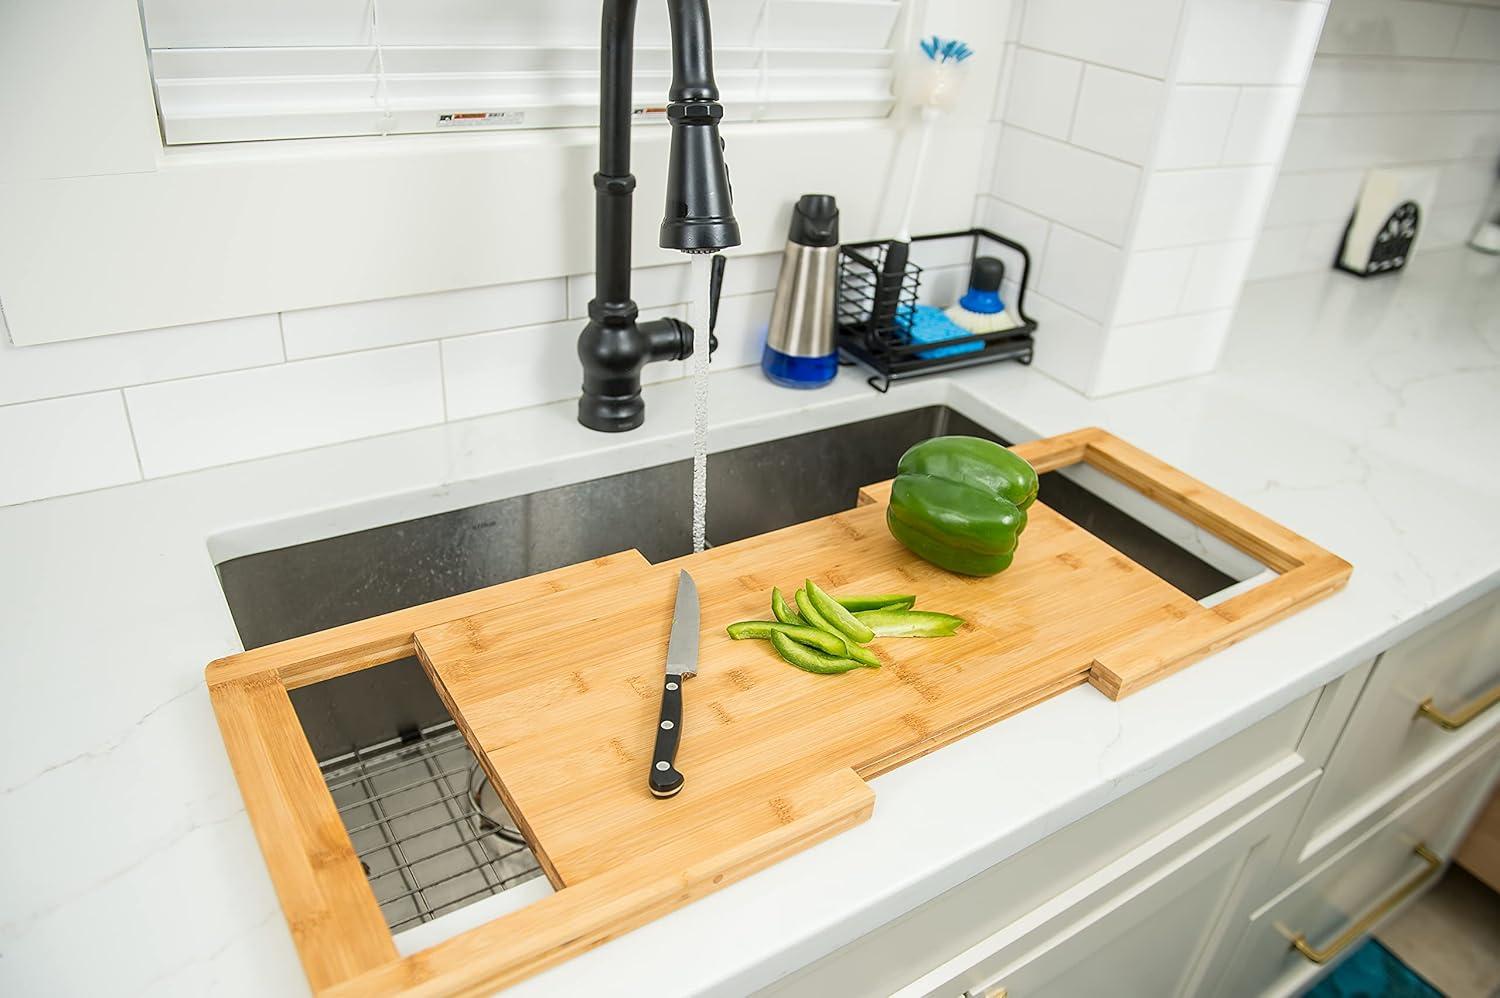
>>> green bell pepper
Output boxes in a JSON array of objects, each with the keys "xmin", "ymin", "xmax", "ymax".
[{"xmin": 886, "ymin": 435, "xmax": 1039, "ymax": 577}]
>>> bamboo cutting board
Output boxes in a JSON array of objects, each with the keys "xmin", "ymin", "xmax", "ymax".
[{"xmin": 206, "ymin": 428, "xmax": 1350, "ymax": 995}]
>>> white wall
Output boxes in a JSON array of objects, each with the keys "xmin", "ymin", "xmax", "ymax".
[
  {"xmin": 1250, "ymin": 0, "xmax": 1500, "ymax": 278},
  {"xmin": 981, "ymin": 0, "xmax": 1327, "ymax": 398}
]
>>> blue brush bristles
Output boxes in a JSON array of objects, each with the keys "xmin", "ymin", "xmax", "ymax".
[{"xmin": 919, "ymin": 36, "xmax": 974, "ymax": 63}]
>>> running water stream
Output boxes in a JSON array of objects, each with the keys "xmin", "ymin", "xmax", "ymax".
[{"xmin": 688, "ymin": 253, "xmax": 712, "ymax": 553}]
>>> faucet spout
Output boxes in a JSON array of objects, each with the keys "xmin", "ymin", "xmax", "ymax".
[{"xmin": 578, "ymin": 0, "xmax": 741, "ymax": 433}]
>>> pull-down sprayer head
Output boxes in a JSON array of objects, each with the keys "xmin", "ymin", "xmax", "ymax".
[{"xmin": 660, "ymin": 100, "xmax": 740, "ymax": 253}]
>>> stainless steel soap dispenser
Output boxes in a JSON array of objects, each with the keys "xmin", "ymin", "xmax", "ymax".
[{"xmin": 762, "ymin": 194, "xmax": 840, "ymax": 388}]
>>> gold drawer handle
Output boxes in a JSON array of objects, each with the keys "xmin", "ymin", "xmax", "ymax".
[
  {"xmin": 1288, "ymin": 843, "xmax": 1442, "ymax": 965},
  {"xmin": 1416, "ymin": 682, "xmax": 1500, "ymax": 731}
]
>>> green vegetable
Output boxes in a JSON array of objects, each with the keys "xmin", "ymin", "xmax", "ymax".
[
  {"xmin": 887, "ymin": 435, "xmax": 1038, "ymax": 577},
  {"xmin": 854, "ymin": 609, "xmax": 965, "ymax": 637},
  {"xmin": 771, "ymin": 586, "xmax": 804, "ymax": 626},
  {"xmin": 794, "ymin": 585, "xmax": 837, "ymax": 635},
  {"xmin": 770, "ymin": 631, "xmax": 874, "ymax": 675},
  {"xmin": 804, "ymin": 580, "xmax": 875, "ymax": 644},
  {"xmin": 726, "ymin": 620, "xmax": 846, "ymax": 655},
  {"xmin": 834, "ymin": 594, "xmax": 916, "ymax": 612}
]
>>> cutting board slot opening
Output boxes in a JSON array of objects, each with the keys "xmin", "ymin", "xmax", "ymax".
[{"xmin": 288, "ymin": 656, "xmax": 555, "ymax": 932}]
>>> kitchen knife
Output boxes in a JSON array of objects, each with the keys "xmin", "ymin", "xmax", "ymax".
[{"xmin": 650, "ymin": 569, "xmax": 699, "ymax": 799}]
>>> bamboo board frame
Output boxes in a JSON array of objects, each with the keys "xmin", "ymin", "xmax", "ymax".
[{"xmin": 206, "ymin": 428, "xmax": 1350, "ymax": 994}]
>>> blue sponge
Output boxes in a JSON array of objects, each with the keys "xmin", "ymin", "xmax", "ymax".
[{"xmin": 897, "ymin": 305, "xmax": 984, "ymax": 359}]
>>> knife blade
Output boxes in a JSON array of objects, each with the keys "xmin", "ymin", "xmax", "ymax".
[{"xmin": 650, "ymin": 569, "xmax": 699, "ymax": 798}]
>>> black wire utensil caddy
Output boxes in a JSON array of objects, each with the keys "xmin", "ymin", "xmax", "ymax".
[{"xmin": 836, "ymin": 227, "xmax": 1038, "ymax": 393}]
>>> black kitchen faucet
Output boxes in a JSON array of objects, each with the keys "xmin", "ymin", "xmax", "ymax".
[{"xmin": 576, "ymin": 0, "xmax": 741, "ymax": 432}]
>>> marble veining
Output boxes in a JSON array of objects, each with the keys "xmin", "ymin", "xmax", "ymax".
[{"xmin": 0, "ymin": 248, "xmax": 1496, "ymax": 995}]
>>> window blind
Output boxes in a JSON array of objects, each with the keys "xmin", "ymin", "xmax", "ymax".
[{"xmin": 142, "ymin": 0, "xmax": 904, "ymax": 145}]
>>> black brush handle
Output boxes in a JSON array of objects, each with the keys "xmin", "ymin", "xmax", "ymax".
[
  {"xmin": 870, "ymin": 239, "xmax": 909, "ymax": 335},
  {"xmin": 648, "ymin": 675, "xmax": 685, "ymax": 798}
]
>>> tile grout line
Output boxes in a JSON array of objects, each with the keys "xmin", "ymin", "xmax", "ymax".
[
  {"xmin": 276, "ymin": 312, "xmax": 288, "ymax": 362},
  {"xmin": 118, "ymin": 389, "xmax": 147, "ymax": 480},
  {"xmin": 437, "ymin": 339, "xmax": 450, "ymax": 422}
]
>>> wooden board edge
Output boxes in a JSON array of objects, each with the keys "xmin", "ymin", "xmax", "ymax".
[
  {"xmin": 411, "ymin": 632, "xmax": 567, "ymax": 891},
  {"xmin": 204, "ymin": 549, "xmax": 652, "ymax": 687},
  {"xmin": 1089, "ymin": 556, "xmax": 1353, "ymax": 699},
  {"xmin": 322, "ymin": 769, "xmax": 875, "ymax": 997},
  {"xmin": 208, "ymin": 674, "xmax": 397, "ymax": 989},
  {"xmin": 856, "ymin": 668, "xmax": 1091, "ymax": 779}
]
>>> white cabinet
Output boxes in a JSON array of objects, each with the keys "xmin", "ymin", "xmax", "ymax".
[
  {"xmin": 1294, "ymin": 589, "xmax": 1500, "ymax": 868},
  {"xmin": 1212, "ymin": 738, "xmax": 1500, "ymax": 998},
  {"xmin": 911, "ymin": 776, "xmax": 1317, "ymax": 998}
]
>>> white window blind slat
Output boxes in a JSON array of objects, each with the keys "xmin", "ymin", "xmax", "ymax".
[{"xmin": 143, "ymin": 0, "xmax": 904, "ymax": 145}]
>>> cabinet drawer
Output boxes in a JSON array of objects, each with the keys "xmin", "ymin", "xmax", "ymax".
[
  {"xmin": 759, "ymin": 691, "xmax": 1319, "ymax": 997},
  {"xmin": 1297, "ymin": 589, "xmax": 1500, "ymax": 865},
  {"xmin": 1215, "ymin": 738, "xmax": 1500, "ymax": 998}
]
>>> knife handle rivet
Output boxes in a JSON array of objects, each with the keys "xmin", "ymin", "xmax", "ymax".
[
  {"xmin": 655, "ymin": 761, "xmax": 670, "ymax": 771},
  {"xmin": 666, "ymin": 682, "xmax": 679, "ymax": 691},
  {"xmin": 660, "ymin": 720, "xmax": 675, "ymax": 730}
]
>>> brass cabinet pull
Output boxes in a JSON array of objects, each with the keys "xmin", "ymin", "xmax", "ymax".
[
  {"xmin": 1288, "ymin": 843, "xmax": 1442, "ymax": 965},
  {"xmin": 1416, "ymin": 682, "xmax": 1500, "ymax": 731}
]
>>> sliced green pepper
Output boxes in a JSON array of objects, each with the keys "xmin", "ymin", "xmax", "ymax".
[
  {"xmin": 770, "ymin": 631, "xmax": 874, "ymax": 675},
  {"xmin": 834, "ymin": 593, "xmax": 916, "ymax": 612},
  {"xmin": 887, "ymin": 436, "xmax": 1038, "ymax": 577},
  {"xmin": 725, "ymin": 620, "xmax": 846, "ymax": 655},
  {"xmin": 794, "ymin": 585, "xmax": 836, "ymax": 635},
  {"xmin": 853, "ymin": 609, "xmax": 965, "ymax": 637},
  {"xmin": 771, "ymin": 586, "xmax": 804, "ymax": 626},
  {"xmin": 804, "ymin": 580, "xmax": 876, "ymax": 644}
]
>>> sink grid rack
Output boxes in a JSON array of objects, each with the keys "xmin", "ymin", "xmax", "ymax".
[
  {"xmin": 837, "ymin": 226, "xmax": 1038, "ymax": 392},
  {"xmin": 317, "ymin": 721, "xmax": 545, "ymax": 932}
]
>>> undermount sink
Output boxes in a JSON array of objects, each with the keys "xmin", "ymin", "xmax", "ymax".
[{"xmin": 214, "ymin": 404, "xmax": 1241, "ymax": 932}]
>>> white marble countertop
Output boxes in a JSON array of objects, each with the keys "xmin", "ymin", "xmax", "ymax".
[{"xmin": 2, "ymin": 248, "xmax": 1497, "ymax": 996}]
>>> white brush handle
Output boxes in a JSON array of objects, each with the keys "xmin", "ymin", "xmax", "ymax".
[{"xmin": 895, "ymin": 109, "xmax": 936, "ymax": 244}]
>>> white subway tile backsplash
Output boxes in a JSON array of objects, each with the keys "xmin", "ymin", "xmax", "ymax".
[
  {"xmin": 1134, "ymin": 165, "xmax": 1276, "ymax": 249},
  {"xmin": 1281, "ymin": 111, "xmax": 1500, "ymax": 172},
  {"xmin": 1455, "ymin": 6, "xmax": 1500, "ymax": 61},
  {"xmin": 1112, "ymin": 248, "xmax": 1194, "ymax": 325},
  {"xmin": 993, "ymin": 130, "xmax": 1141, "ymax": 245},
  {"xmin": 1070, "ymin": 66, "xmax": 1165, "ymax": 165},
  {"xmin": 1246, "ymin": 225, "xmax": 1311, "ymax": 281},
  {"xmin": 1036, "ymin": 225, "xmax": 1123, "ymax": 323},
  {"xmin": 125, "ymin": 344, "xmax": 443, "ymax": 477},
  {"xmin": 1222, "ymin": 87, "xmax": 1301, "ymax": 165},
  {"xmin": 0, "ymin": 315, "xmax": 283, "ymax": 406},
  {"xmin": 1026, "ymin": 292, "xmax": 1107, "ymax": 395},
  {"xmin": 1156, "ymin": 87, "xmax": 1238, "ymax": 170},
  {"xmin": 1003, "ymin": 48, "xmax": 1083, "ymax": 140},
  {"xmin": 1178, "ymin": 0, "xmax": 1326, "ymax": 86},
  {"xmin": 1020, "ymin": 0, "xmax": 1185, "ymax": 79},
  {"xmin": 282, "ymin": 277, "xmax": 564, "ymax": 358},
  {"xmin": 1092, "ymin": 309, "xmax": 1232, "ymax": 396},
  {"xmin": 1317, "ymin": 0, "xmax": 1464, "ymax": 58},
  {"xmin": 1263, "ymin": 169, "xmax": 1364, "ymax": 227},
  {"xmin": 976, "ymin": 197, "xmax": 1052, "ymax": 263},
  {"xmin": 565, "ymin": 253, "xmax": 783, "ymax": 319},
  {"xmin": 1180, "ymin": 240, "xmax": 1255, "ymax": 312},
  {"xmin": 0, "ymin": 393, "xmax": 140, "ymax": 505},
  {"xmin": 443, "ymin": 315, "xmax": 611, "ymax": 422},
  {"xmin": 708, "ymin": 292, "xmax": 775, "ymax": 371}
]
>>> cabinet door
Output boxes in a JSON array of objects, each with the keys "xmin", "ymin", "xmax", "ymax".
[
  {"xmin": 1215, "ymin": 739, "xmax": 1500, "ymax": 998},
  {"xmin": 909, "ymin": 777, "xmax": 1316, "ymax": 998},
  {"xmin": 1297, "ymin": 590, "xmax": 1500, "ymax": 867}
]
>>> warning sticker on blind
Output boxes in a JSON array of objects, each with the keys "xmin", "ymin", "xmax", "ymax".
[
  {"xmin": 436, "ymin": 111, "xmax": 526, "ymax": 128},
  {"xmin": 631, "ymin": 105, "xmax": 669, "ymax": 120}
]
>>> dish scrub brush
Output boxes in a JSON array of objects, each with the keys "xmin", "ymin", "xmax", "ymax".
[
  {"xmin": 945, "ymin": 256, "xmax": 1020, "ymax": 334},
  {"xmin": 869, "ymin": 36, "xmax": 975, "ymax": 336}
]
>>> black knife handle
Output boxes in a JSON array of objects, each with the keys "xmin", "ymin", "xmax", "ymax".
[{"xmin": 649, "ymin": 675, "xmax": 685, "ymax": 799}]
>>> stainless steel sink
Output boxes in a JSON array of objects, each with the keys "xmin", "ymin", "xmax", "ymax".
[{"xmin": 215, "ymin": 404, "xmax": 1236, "ymax": 930}]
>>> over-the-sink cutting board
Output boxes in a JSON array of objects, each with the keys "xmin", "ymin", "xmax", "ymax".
[
  {"xmin": 206, "ymin": 428, "xmax": 1350, "ymax": 995},
  {"xmin": 414, "ymin": 429, "xmax": 1351, "ymax": 894}
]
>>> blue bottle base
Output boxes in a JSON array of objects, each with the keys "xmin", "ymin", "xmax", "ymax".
[{"xmin": 761, "ymin": 346, "xmax": 837, "ymax": 388}]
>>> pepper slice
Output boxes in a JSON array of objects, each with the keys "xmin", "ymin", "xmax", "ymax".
[
  {"xmin": 771, "ymin": 586, "xmax": 804, "ymax": 626},
  {"xmin": 805, "ymin": 580, "xmax": 876, "ymax": 644},
  {"xmin": 794, "ymin": 585, "xmax": 837, "ymax": 635},
  {"xmin": 834, "ymin": 594, "xmax": 916, "ymax": 612},
  {"xmin": 853, "ymin": 609, "xmax": 965, "ymax": 637},
  {"xmin": 770, "ymin": 631, "xmax": 874, "ymax": 675},
  {"xmin": 725, "ymin": 620, "xmax": 844, "ymax": 655}
]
